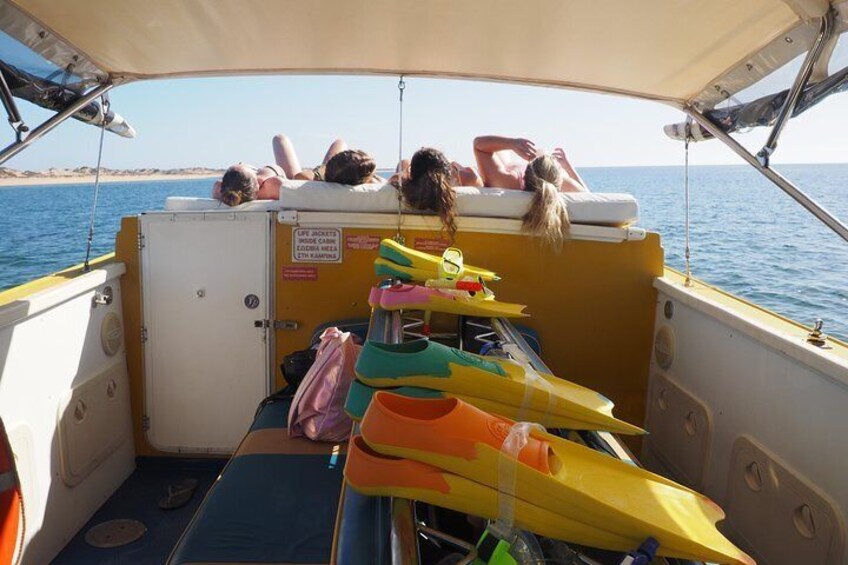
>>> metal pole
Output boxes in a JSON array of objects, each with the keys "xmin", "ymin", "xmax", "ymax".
[
  {"xmin": 685, "ymin": 107, "xmax": 848, "ymax": 244},
  {"xmin": 365, "ymin": 307, "xmax": 420, "ymax": 565},
  {"xmin": 0, "ymin": 68, "xmax": 26, "ymax": 140},
  {"xmin": 758, "ymin": 11, "xmax": 834, "ymax": 166},
  {"xmin": 0, "ymin": 81, "xmax": 113, "ymax": 165}
]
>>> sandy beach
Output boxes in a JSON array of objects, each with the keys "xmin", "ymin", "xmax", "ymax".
[{"xmin": 0, "ymin": 172, "xmax": 219, "ymax": 187}]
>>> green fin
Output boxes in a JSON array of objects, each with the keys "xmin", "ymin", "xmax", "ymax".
[{"xmin": 345, "ymin": 379, "xmax": 444, "ymax": 421}]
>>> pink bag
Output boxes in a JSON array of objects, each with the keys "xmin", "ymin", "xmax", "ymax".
[{"xmin": 288, "ymin": 327, "xmax": 360, "ymax": 442}]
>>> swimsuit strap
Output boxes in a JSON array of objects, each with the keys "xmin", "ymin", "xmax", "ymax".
[{"xmin": 265, "ymin": 164, "xmax": 285, "ymax": 176}]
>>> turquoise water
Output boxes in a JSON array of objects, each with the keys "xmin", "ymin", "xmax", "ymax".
[{"xmin": 1, "ymin": 164, "xmax": 846, "ymax": 340}]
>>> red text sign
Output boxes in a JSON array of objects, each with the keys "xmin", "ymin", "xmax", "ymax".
[
  {"xmin": 414, "ymin": 238, "xmax": 450, "ymax": 254},
  {"xmin": 345, "ymin": 235, "xmax": 381, "ymax": 250},
  {"xmin": 282, "ymin": 266, "xmax": 318, "ymax": 281}
]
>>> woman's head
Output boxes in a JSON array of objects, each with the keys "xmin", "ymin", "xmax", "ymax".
[
  {"xmin": 219, "ymin": 164, "xmax": 259, "ymax": 207},
  {"xmin": 324, "ymin": 149, "xmax": 377, "ymax": 185},
  {"xmin": 522, "ymin": 154, "xmax": 569, "ymax": 244},
  {"xmin": 401, "ymin": 147, "xmax": 458, "ymax": 239}
]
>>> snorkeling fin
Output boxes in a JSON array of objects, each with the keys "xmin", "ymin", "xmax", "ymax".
[
  {"xmin": 345, "ymin": 435, "xmax": 639, "ymax": 552},
  {"xmin": 376, "ymin": 239, "xmax": 499, "ymax": 283},
  {"xmin": 355, "ymin": 339, "xmax": 644, "ymax": 435},
  {"xmin": 368, "ymin": 284, "xmax": 527, "ymax": 318},
  {"xmin": 345, "ymin": 379, "xmax": 608, "ymax": 431},
  {"xmin": 358, "ymin": 393, "xmax": 754, "ymax": 565}
]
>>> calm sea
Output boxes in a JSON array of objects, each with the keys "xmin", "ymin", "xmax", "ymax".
[{"xmin": 1, "ymin": 164, "xmax": 846, "ymax": 340}]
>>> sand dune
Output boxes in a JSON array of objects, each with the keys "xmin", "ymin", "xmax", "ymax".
[{"xmin": 0, "ymin": 166, "xmax": 222, "ymax": 187}]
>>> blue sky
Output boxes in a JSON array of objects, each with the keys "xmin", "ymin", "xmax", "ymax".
[{"xmin": 4, "ymin": 74, "xmax": 848, "ymax": 171}]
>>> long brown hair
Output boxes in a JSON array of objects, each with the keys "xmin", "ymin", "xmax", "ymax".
[
  {"xmin": 220, "ymin": 165, "xmax": 259, "ymax": 207},
  {"xmin": 400, "ymin": 148, "xmax": 458, "ymax": 239},
  {"xmin": 522, "ymin": 155, "xmax": 569, "ymax": 244},
  {"xmin": 324, "ymin": 149, "xmax": 377, "ymax": 185}
]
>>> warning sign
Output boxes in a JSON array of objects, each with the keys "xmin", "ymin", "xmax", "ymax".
[
  {"xmin": 282, "ymin": 266, "xmax": 318, "ymax": 281},
  {"xmin": 292, "ymin": 228, "xmax": 342, "ymax": 263},
  {"xmin": 414, "ymin": 238, "xmax": 450, "ymax": 254},
  {"xmin": 345, "ymin": 235, "xmax": 381, "ymax": 250}
]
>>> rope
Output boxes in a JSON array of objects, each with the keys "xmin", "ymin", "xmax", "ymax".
[
  {"xmin": 394, "ymin": 76, "xmax": 406, "ymax": 245},
  {"xmin": 83, "ymin": 94, "xmax": 109, "ymax": 272},
  {"xmin": 684, "ymin": 116, "xmax": 692, "ymax": 287}
]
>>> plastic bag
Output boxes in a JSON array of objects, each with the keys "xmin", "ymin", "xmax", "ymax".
[{"xmin": 288, "ymin": 327, "xmax": 360, "ymax": 442}]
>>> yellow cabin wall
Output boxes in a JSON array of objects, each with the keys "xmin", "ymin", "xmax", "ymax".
[
  {"xmin": 274, "ymin": 225, "xmax": 664, "ymax": 439},
  {"xmin": 114, "ymin": 216, "xmax": 662, "ymax": 455},
  {"xmin": 114, "ymin": 216, "xmax": 161, "ymax": 456}
]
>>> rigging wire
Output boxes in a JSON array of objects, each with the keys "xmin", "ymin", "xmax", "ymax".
[
  {"xmin": 394, "ymin": 75, "xmax": 406, "ymax": 245},
  {"xmin": 83, "ymin": 94, "xmax": 109, "ymax": 272},
  {"xmin": 684, "ymin": 116, "xmax": 692, "ymax": 287}
]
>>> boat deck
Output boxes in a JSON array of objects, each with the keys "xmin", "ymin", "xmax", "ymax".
[{"xmin": 52, "ymin": 457, "xmax": 226, "ymax": 565}]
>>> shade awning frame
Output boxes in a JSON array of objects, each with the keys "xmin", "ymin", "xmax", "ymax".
[{"xmin": 0, "ymin": 0, "xmax": 845, "ymax": 111}]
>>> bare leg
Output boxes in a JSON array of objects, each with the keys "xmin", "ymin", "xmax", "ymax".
[
  {"xmin": 322, "ymin": 138, "xmax": 348, "ymax": 165},
  {"xmin": 272, "ymin": 134, "xmax": 302, "ymax": 178},
  {"xmin": 388, "ymin": 159, "xmax": 410, "ymax": 185}
]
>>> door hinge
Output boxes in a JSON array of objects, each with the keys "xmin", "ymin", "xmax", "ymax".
[
  {"xmin": 140, "ymin": 326, "xmax": 148, "ymax": 343},
  {"xmin": 141, "ymin": 415, "xmax": 150, "ymax": 431},
  {"xmin": 137, "ymin": 233, "xmax": 145, "ymax": 250}
]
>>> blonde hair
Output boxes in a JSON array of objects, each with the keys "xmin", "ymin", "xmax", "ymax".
[{"xmin": 522, "ymin": 155, "xmax": 569, "ymax": 245}]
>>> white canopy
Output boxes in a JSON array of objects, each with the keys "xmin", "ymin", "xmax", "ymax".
[{"xmin": 1, "ymin": 0, "xmax": 846, "ymax": 109}]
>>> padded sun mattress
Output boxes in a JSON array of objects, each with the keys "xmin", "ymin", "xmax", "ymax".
[
  {"xmin": 168, "ymin": 398, "xmax": 346, "ymax": 565},
  {"xmin": 165, "ymin": 180, "xmax": 639, "ymax": 227}
]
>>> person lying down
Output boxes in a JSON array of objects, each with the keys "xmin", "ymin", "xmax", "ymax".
[
  {"xmin": 213, "ymin": 134, "xmax": 382, "ymax": 206},
  {"xmin": 396, "ymin": 138, "xmax": 589, "ymax": 245}
]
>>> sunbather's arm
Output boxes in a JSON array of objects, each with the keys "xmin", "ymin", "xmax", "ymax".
[
  {"xmin": 256, "ymin": 175, "xmax": 281, "ymax": 200},
  {"xmin": 552, "ymin": 148, "xmax": 588, "ymax": 192}
]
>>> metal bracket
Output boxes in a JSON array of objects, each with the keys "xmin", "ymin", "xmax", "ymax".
[
  {"xmin": 756, "ymin": 10, "xmax": 835, "ymax": 167},
  {"xmin": 806, "ymin": 319, "xmax": 828, "ymax": 347},
  {"xmin": 254, "ymin": 319, "xmax": 299, "ymax": 330},
  {"xmin": 0, "ymin": 81, "xmax": 113, "ymax": 165},
  {"xmin": 91, "ymin": 285, "xmax": 113, "ymax": 308},
  {"xmin": 277, "ymin": 210, "xmax": 298, "ymax": 225}
]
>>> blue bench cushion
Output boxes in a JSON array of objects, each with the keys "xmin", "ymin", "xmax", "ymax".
[{"xmin": 169, "ymin": 398, "xmax": 347, "ymax": 564}]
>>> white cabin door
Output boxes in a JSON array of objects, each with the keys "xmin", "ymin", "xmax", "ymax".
[{"xmin": 140, "ymin": 213, "xmax": 272, "ymax": 453}]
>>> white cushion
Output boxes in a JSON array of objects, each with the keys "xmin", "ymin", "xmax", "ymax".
[{"xmin": 164, "ymin": 180, "xmax": 638, "ymax": 226}]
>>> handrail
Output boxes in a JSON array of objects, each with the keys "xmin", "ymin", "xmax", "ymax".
[{"xmin": 758, "ymin": 10, "xmax": 835, "ymax": 166}]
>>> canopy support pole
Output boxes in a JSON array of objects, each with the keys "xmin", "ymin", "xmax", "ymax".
[
  {"xmin": 0, "ymin": 68, "xmax": 27, "ymax": 142},
  {"xmin": 757, "ymin": 10, "xmax": 835, "ymax": 167},
  {"xmin": 0, "ymin": 81, "xmax": 113, "ymax": 166},
  {"xmin": 684, "ymin": 106, "xmax": 848, "ymax": 244}
]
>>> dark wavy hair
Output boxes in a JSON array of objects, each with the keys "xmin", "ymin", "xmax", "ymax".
[
  {"xmin": 399, "ymin": 148, "xmax": 458, "ymax": 239},
  {"xmin": 324, "ymin": 149, "xmax": 377, "ymax": 185},
  {"xmin": 220, "ymin": 165, "xmax": 259, "ymax": 207}
]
